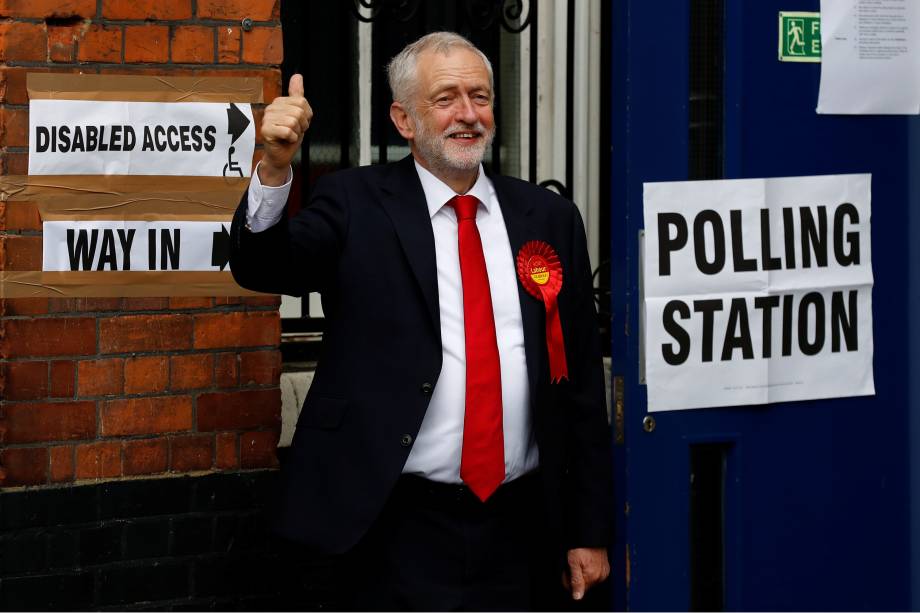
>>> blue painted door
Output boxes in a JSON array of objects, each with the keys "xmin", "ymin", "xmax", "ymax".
[{"xmin": 610, "ymin": 1, "xmax": 912, "ymax": 609}]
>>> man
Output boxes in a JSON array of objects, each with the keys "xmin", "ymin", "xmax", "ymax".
[{"xmin": 230, "ymin": 32, "xmax": 613, "ymax": 610}]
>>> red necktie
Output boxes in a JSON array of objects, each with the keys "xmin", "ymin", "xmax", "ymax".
[{"xmin": 449, "ymin": 194, "xmax": 505, "ymax": 502}]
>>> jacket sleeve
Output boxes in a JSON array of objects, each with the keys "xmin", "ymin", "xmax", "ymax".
[
  {"xmin": 229, "ymin": 173, "xmax": 349, "ymax": 297},
  {"xmin": 563, "ymin": 202, "xmax": 615, "ymax": 550}
]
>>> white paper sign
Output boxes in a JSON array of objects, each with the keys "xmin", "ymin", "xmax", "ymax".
[
  {"xmin": 28, "ymin": 100, "xmax": 255, "ymax": 176},
  {"xmin": 817, "ymin": 0, "xmax": 920, "ymax": 114},
  {"xmin": 43, "ymin": 220, "xmax": 233, "ymax": 272},
  {"xmin": 643, "ymin": 174, "xmax": 875, "ymax": 412}
]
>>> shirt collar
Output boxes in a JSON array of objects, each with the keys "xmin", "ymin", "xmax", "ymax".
[{"xmin": 414, "ymin": 160, "xmax": 494, "ymax": 219}]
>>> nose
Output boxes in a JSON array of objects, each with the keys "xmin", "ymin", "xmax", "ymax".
[{"xmin": 455, "ymin": 95, "xmax": 478, "ymax": 124}]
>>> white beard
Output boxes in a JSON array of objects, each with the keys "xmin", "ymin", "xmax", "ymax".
[{"xmin": 410, "ymin": 112, "xmax": 495, "ymax": 174}]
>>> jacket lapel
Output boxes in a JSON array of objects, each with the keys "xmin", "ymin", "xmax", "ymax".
[
  {"xmin": 489, "ymin": 172, "xmax": 543, "ymax": 400},
  {"xmin": 377, "ymin": 157, "xmax": 545, "ymax": 396},
  {"xmin": 378, "ymin": 156, "xmax": 441, "ymax": 341}
]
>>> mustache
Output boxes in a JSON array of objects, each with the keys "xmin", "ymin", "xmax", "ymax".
[{"xmin": 443, "ymin": 123, "xmax": 488, "ymax": 137}]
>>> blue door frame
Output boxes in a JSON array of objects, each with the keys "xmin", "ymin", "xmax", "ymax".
[
  {"xmin": 909, "ymin": 113, "xmax": 920, "ymax": 613},
  {"xmin": 610, "ymin": 1, "xmax": 914, "ymax": 609}
]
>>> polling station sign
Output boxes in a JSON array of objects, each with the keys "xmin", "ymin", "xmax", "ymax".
[
  {"xmin": 643, "ymin": 174, "xmax": 874, "ymax": 411},
  {"xmin": 29, "ymin": 100, "xmax": 255, "ymax": 177}
]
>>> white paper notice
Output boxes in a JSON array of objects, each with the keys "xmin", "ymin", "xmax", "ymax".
[
  {"xmin": 817, "ymin": 0, "xmax": 920, "ymax": 114},
  {"xmin": 643, "ymin": 174, "xmax": 875, "ymax": 412},
  {"xmin": 28, "ymin": 100, "xmax": 255, "ymax": 176},
  {"xmin": 42, "ymin": 220, "xmax": 233, "ymax": 272}
]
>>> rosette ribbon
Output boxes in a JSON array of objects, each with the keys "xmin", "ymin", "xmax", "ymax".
[{"xmin": 516, "ymin": 240, "xmax": 568, "ymax": 383}]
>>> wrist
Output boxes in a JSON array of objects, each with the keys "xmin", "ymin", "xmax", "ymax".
[{"xmin": 258, "ymin": 160, "xmax": 290, "ymax": 187}]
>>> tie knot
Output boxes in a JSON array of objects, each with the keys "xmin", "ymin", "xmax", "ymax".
[{"xmin": 450, "ymin": 195, "xmax": 479, "ymax": 221}]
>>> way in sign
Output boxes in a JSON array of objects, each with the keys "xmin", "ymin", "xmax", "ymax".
[{"xmin": 43, "ymin": 220, "xmax": 232, "ymax": 272}]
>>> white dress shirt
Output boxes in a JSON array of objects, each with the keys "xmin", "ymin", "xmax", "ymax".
[{"xmin": 247, "ymin": 161, "xmax": 539, "ymax": 484}]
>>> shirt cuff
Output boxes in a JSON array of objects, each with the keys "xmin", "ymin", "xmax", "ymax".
[{"xmin": 246, "ymin": 162, "xmax": 293, "ymax": 233}]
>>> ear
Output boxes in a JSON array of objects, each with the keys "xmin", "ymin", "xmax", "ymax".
[{"xmin": 389, "ymin": 102, "xmax": 415, "ymax": 140}]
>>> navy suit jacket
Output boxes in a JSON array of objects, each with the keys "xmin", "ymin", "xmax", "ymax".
[{"xmin": 230, "ymin": 155, "xmax": 613, "ymax": 557}]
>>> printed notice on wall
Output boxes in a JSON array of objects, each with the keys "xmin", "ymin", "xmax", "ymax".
[
  {"xmin": 28, "ymin": 100, "xmax": 255, "ymax": 176},
  {"xmin": 642, "ymin": 174, "xmax": 875, "ymax": 412},
  {"xmin": 42, "ymin": 221, "xmax": 232, "ymax": 273},
  {"xmin": 0, "ymin": 74, "xmax": 263, "ymax": 299},
  {"xmin": 817, "ymin": 0, "xmax": 920, "ymax": 114}
]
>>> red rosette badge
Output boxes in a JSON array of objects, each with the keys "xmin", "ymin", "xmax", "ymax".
[{"xmin": 516, "ymin": 240, "xmax": 568, "ymax": 383}]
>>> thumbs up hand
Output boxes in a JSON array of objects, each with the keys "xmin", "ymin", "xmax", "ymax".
[{"xmin": 259, "ymin": 73, "xmax": 313, "ymax": 186}]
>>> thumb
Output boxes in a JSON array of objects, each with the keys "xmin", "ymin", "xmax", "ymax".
[
  {"xmin": 569, "ymin": 561, "xmax": 586, "ymax": 601},
  {"xmin": 288, "ymin": 73, "xmax": 304, "ymax": 98}
]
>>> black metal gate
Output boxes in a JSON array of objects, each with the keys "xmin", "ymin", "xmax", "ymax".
[{"xmin": 278, "ymin": 0, "xmax": 610, "ymax": 359}]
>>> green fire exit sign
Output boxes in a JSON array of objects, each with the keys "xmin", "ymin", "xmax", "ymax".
[{"xmin": 779, "ymin": 12, "xmax": 821, "ymax": 62}]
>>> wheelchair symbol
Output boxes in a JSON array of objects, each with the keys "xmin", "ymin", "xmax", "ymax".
[{"xmin": 223, "ymin": 146, "xmax": 243, "ymax": 177}]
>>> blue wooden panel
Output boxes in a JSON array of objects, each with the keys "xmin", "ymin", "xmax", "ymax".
[
  {"xmin": 910, "ymin": 117, "xmax": 920, "ymax": 611},
  {"xmin": 611, "ymin": 0, "xmax": 692, "ymax": 608},
  {"xmin": 611, "ymin": 0, "xmax": 912, "ymax": 609}
]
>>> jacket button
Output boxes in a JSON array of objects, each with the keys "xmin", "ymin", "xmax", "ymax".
[
  {"xmin": 400, "ymin": 434, "xmax": 413, "ymax": 447},
  {"xmin": 420, "ymin": 382, "xmax": 433, "ymax": 395}
]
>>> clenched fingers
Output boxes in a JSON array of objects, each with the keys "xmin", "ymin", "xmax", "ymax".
[
  {"xmin": 563, "ymin": 547, "xmax": 611, "ymax": 601},
  {"xmin": 263, "ymin": 97, "xmax": 312, "ymax": 143}
]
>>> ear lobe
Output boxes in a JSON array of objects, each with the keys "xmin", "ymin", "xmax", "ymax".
[{"xmin": 389, "ymin": 102, "xmax": 415, "ymax": 140}]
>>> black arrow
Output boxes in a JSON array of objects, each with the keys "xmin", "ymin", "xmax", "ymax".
[
  {"xmin": 211, "ymin": 224, "xmax": 230, "ymax": 271},
  {"xmin": 226, "ymin": 103, "xmax": 250, "ymax": 145}
]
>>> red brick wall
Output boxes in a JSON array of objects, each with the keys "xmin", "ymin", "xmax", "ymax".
[{"xmin": 0, "ymin": 0, "xmax": 283, "ymax": 487}]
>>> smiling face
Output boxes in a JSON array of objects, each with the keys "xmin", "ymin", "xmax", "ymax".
[{"xmin": 390, "ymin": 47, "xmax": 496, "ymax": 191}]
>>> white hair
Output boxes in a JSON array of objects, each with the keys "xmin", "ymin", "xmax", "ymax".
[{"xmin": 386, "ymin": 31, "xmax": 494, "ymax": 108}]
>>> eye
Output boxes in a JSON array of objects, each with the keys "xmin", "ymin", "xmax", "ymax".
[{"xmin": 435, "ymin": 95, "xmax": 453, "ymax": 106}]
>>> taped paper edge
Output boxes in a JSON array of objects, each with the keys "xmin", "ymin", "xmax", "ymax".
[
  {"xmin": 27, "ymin": 74, "xmax": 264, "ymax": 104},
  {"xmin": 7, "ymin": 196, "xmax": 240, "ymax": 221},
  {"xmin": 39, "ymin": 210, "xmax": 235, "ymax": 221},
  {"xmin": 0, "ymin": 271, "xmax": 265, "ymax": 298},
  {"xmin": 0, "ymin": 175, "xmax": 249, "ymax": 205}
]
